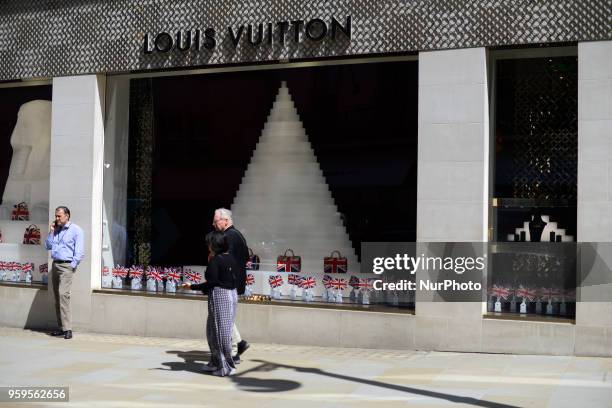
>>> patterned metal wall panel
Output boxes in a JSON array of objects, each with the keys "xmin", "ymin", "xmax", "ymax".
[{"xmin": 0, "ymin": 0, "xmax": 610, "ymax": 80}]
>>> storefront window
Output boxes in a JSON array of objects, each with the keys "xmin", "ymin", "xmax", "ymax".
[
  {"xmin": 489, "ymin": 48, "xmax": 578, "ymax": 319},
  {"xmin": 0, "ymin": 82, "xmax": 53, "ymax": 285},
  {"xmin": 102, "ymin": 59, "xmax": 418, "ymax": 311}
]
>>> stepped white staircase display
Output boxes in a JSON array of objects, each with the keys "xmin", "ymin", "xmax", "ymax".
[
  {"xmin": 507, "ymin": 215, "xmax": 574, "ymax": 242},
  {"xmin": 231, "ymin": 82, "xmax": 360, "ymax": 278}
]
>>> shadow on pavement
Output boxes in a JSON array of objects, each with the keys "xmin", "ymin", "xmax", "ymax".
[
  {"xmin": 240, "ymin": 359, "xmax": 520, "ymax": 408},
  {"xmin": 158, "ymin": 349, "xmax": 302, "ymax": 392},
  {"xmin": 156, "ymin": 350, "xmax": 213, "ymax": 374}
]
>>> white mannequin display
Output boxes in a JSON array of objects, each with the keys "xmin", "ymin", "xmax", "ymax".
[{"xmin": 0, "ymin": 100, "xmax": 51, "ymax": 221}]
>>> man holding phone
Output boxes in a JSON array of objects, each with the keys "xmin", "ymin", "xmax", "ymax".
[{"xmin": 45, "ymin": 206, "xmax": 84, "ymax": 339}]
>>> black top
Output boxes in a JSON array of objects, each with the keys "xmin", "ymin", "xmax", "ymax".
[
  {"xmin": 191, "ymin": 253, "xmax": 238, "ymax": 294},
  {"xmin": 224, "ymin": 225, "xmax": 249, "ymax": 295}
]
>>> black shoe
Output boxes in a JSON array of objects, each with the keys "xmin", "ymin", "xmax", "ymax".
[
  {"xmin": 237, "ymin": 340, "xmax": 250, "ymax": 356},
  {"xmin": 50, "ymin": 330, "xmax": 65, "ymax": 337},
  {"xmin": 232, "ymin": 355, "xmax": 241, "ymax": 364},
  {"xmin": 64, "ymin": 330, "xmax": 72, "ymax": 339}
]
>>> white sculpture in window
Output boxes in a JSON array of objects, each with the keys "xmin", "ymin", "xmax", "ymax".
[{"xmin": 0, "ymin": 100, "xmax": 52, "ymax": 221}]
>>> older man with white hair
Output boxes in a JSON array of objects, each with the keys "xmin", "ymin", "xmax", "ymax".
[{"xmin": 212, "ymin": 208, "xmax": 250, "ymax": 363}]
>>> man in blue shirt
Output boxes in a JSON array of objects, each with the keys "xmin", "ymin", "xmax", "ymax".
[{"xmin": 45, "ymin": 206, "xmax": 84, "ymax": 339}]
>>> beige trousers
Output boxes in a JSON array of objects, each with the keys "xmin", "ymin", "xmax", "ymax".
[{"xmin": 51, "ymin": 262, "xmax": 74, "ymax": 331}]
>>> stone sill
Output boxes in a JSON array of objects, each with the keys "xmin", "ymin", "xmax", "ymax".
[
  {"xmin": 93, "ymin": 289, "xmax": 415, "ymax": 315},
  {"xmin": 484, "ymin": 312, "xmax": 575, "ymax": 324},
  {"xmin": 0, "ymin": 281, "xmax": 47, "ymax": 290}
]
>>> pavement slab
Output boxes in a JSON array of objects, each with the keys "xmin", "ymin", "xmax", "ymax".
[{"xmin": 0, "ymin": 327, "xmax": 611, "ymax": 408}]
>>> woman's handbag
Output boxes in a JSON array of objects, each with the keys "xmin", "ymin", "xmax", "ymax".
[
  {"xmin": 11, "ymin": 202, "xmax": 30, "ymax": 221},
  {"xmin": 323, "ymin": 250, "xmax": 348, "ymax": 273},
  {"xmin": 246, "ymin": 248, "xmax": 260, "ymax": 270},
  {"xmin": 23, "ymin": 225, "xmax": 41, "ymax": 245},
  {"xmin": 277, "ymin": 249, "xmax": 301, "ymax": 272}
]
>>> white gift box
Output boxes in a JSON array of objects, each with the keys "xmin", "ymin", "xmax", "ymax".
[
  {"xmin": 130, "ymin": 277, "xmax": 142, "ymax": 290},
  {"xmin": 112, "ymin": 276, "xmax": 123, "ymax": 289},
  {"xmin": 270, "ymin": 287, "xmax": 282, "ymax": 299},
  {"xmin": 146, "ymin": 278, "xmax": 157, "ymax": 292},
  {"xmin": 166, "ymin": 280, "xmax": 177, "ymax": 293},
  {"xmin": 101, "ymin": 274, "xmax": 113, "ymax": 288},
  {"xmin": 302, "ymin": 288, "xmax": 313, "ymax": 302}
]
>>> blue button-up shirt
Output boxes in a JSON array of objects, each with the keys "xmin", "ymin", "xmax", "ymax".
[{"xmin": 45, "ymin": 222, "xmax": 85, "ymax": 269}]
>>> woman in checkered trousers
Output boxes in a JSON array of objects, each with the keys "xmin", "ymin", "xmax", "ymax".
[{"xmin": 181, "ymin": 231, "xmax": 238, "ymax": 376}]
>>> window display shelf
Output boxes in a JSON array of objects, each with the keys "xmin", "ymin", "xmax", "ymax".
[
  {"xmin": 0, "ymin": 242, "xmax": 46, "ymax": 250},
  {"xmin": 0, "ymin": 280, "xmax": 47, "ymax": 289},
  {"xmin": 92, "ymin": 288, "xmax": 415, "ymax": 314},
  {"xmin": 0, "ymin": 220, "xmax": 47, "ymax": 244}
]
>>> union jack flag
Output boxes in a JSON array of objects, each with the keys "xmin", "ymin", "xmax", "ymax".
[
  {"xmin": 184, "ymin": 269, "xmax": 202, "ymax": 283},
  {"xmin": 359, "ymin": 278, "xmax": 375, "ymax": 291},
  {"xmin": 21, "ymin": 263, "xmax": 33, "ymax": 272},
  {"xmin": 166, "ymin": 268, "xmax": 181, "ymax": 282},
  {"xmin": 299, "ymin": 276, "xmax": 316, "ymax": 289},
  {"xmin": 563, "ymin": 289, "xmax": 576, "ymax": 301},
  {"xmin": 331, "ymin": 278, "xmax": 347, "ymax": 291},
  {"xmin": 539, "ymin": 287, "xmax": 560, "ymax": 300},
  {"xmin": 128, "ymin": 265, "xmax": 144, "ymax": 278},
  {"xmin": 490, "ymin": 284, "xmax": 510, "ymax": 300},
  {"xmin": 288, "ymin": 273, "xmax": 303, "ymax": 285},
  {"xmin": 549, "ymin": 287, "xmax": 563, "ymax": 300},
  {"xmin": 148, "ymin": 268, "xmax": 163, "ymax": 282},
  {"xmin": 112, "ymin": 265, "xmax": 129, "ymax": 278},
  {"xmin": 268, "ymin": 275, "xmax": 283, "ymax": 288},
  {"xmin": 322, "ymin": 274, "xmax": 333, "ymax": 289},
  {"xmin": 39, "ymin": 263, "xmax": 48, "ymax": 274},
  {"xmin": 245, "ymin": 274, "xmax": 255, "ymax": 286},
  {"xmin": 516, "ymin": 285, "xmax": 537, "ymax": 301},
  {"xmin": 348, "ymin": 276, "xmax": 360, "ymax": 289}
]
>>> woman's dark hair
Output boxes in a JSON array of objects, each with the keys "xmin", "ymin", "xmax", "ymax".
[{"xmin": 205, "ymin": 231, "xmax": 229, "ymax": 255}]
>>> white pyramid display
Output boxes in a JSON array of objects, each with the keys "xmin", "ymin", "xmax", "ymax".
[{"xmin": 231, "ymin": 82, "xmax": 360, "ymax": 276}]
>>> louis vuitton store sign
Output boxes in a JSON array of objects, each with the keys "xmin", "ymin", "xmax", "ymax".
[{"xmin": 143, "ymin": 15, "xmax": 352, "ymax": 53}]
